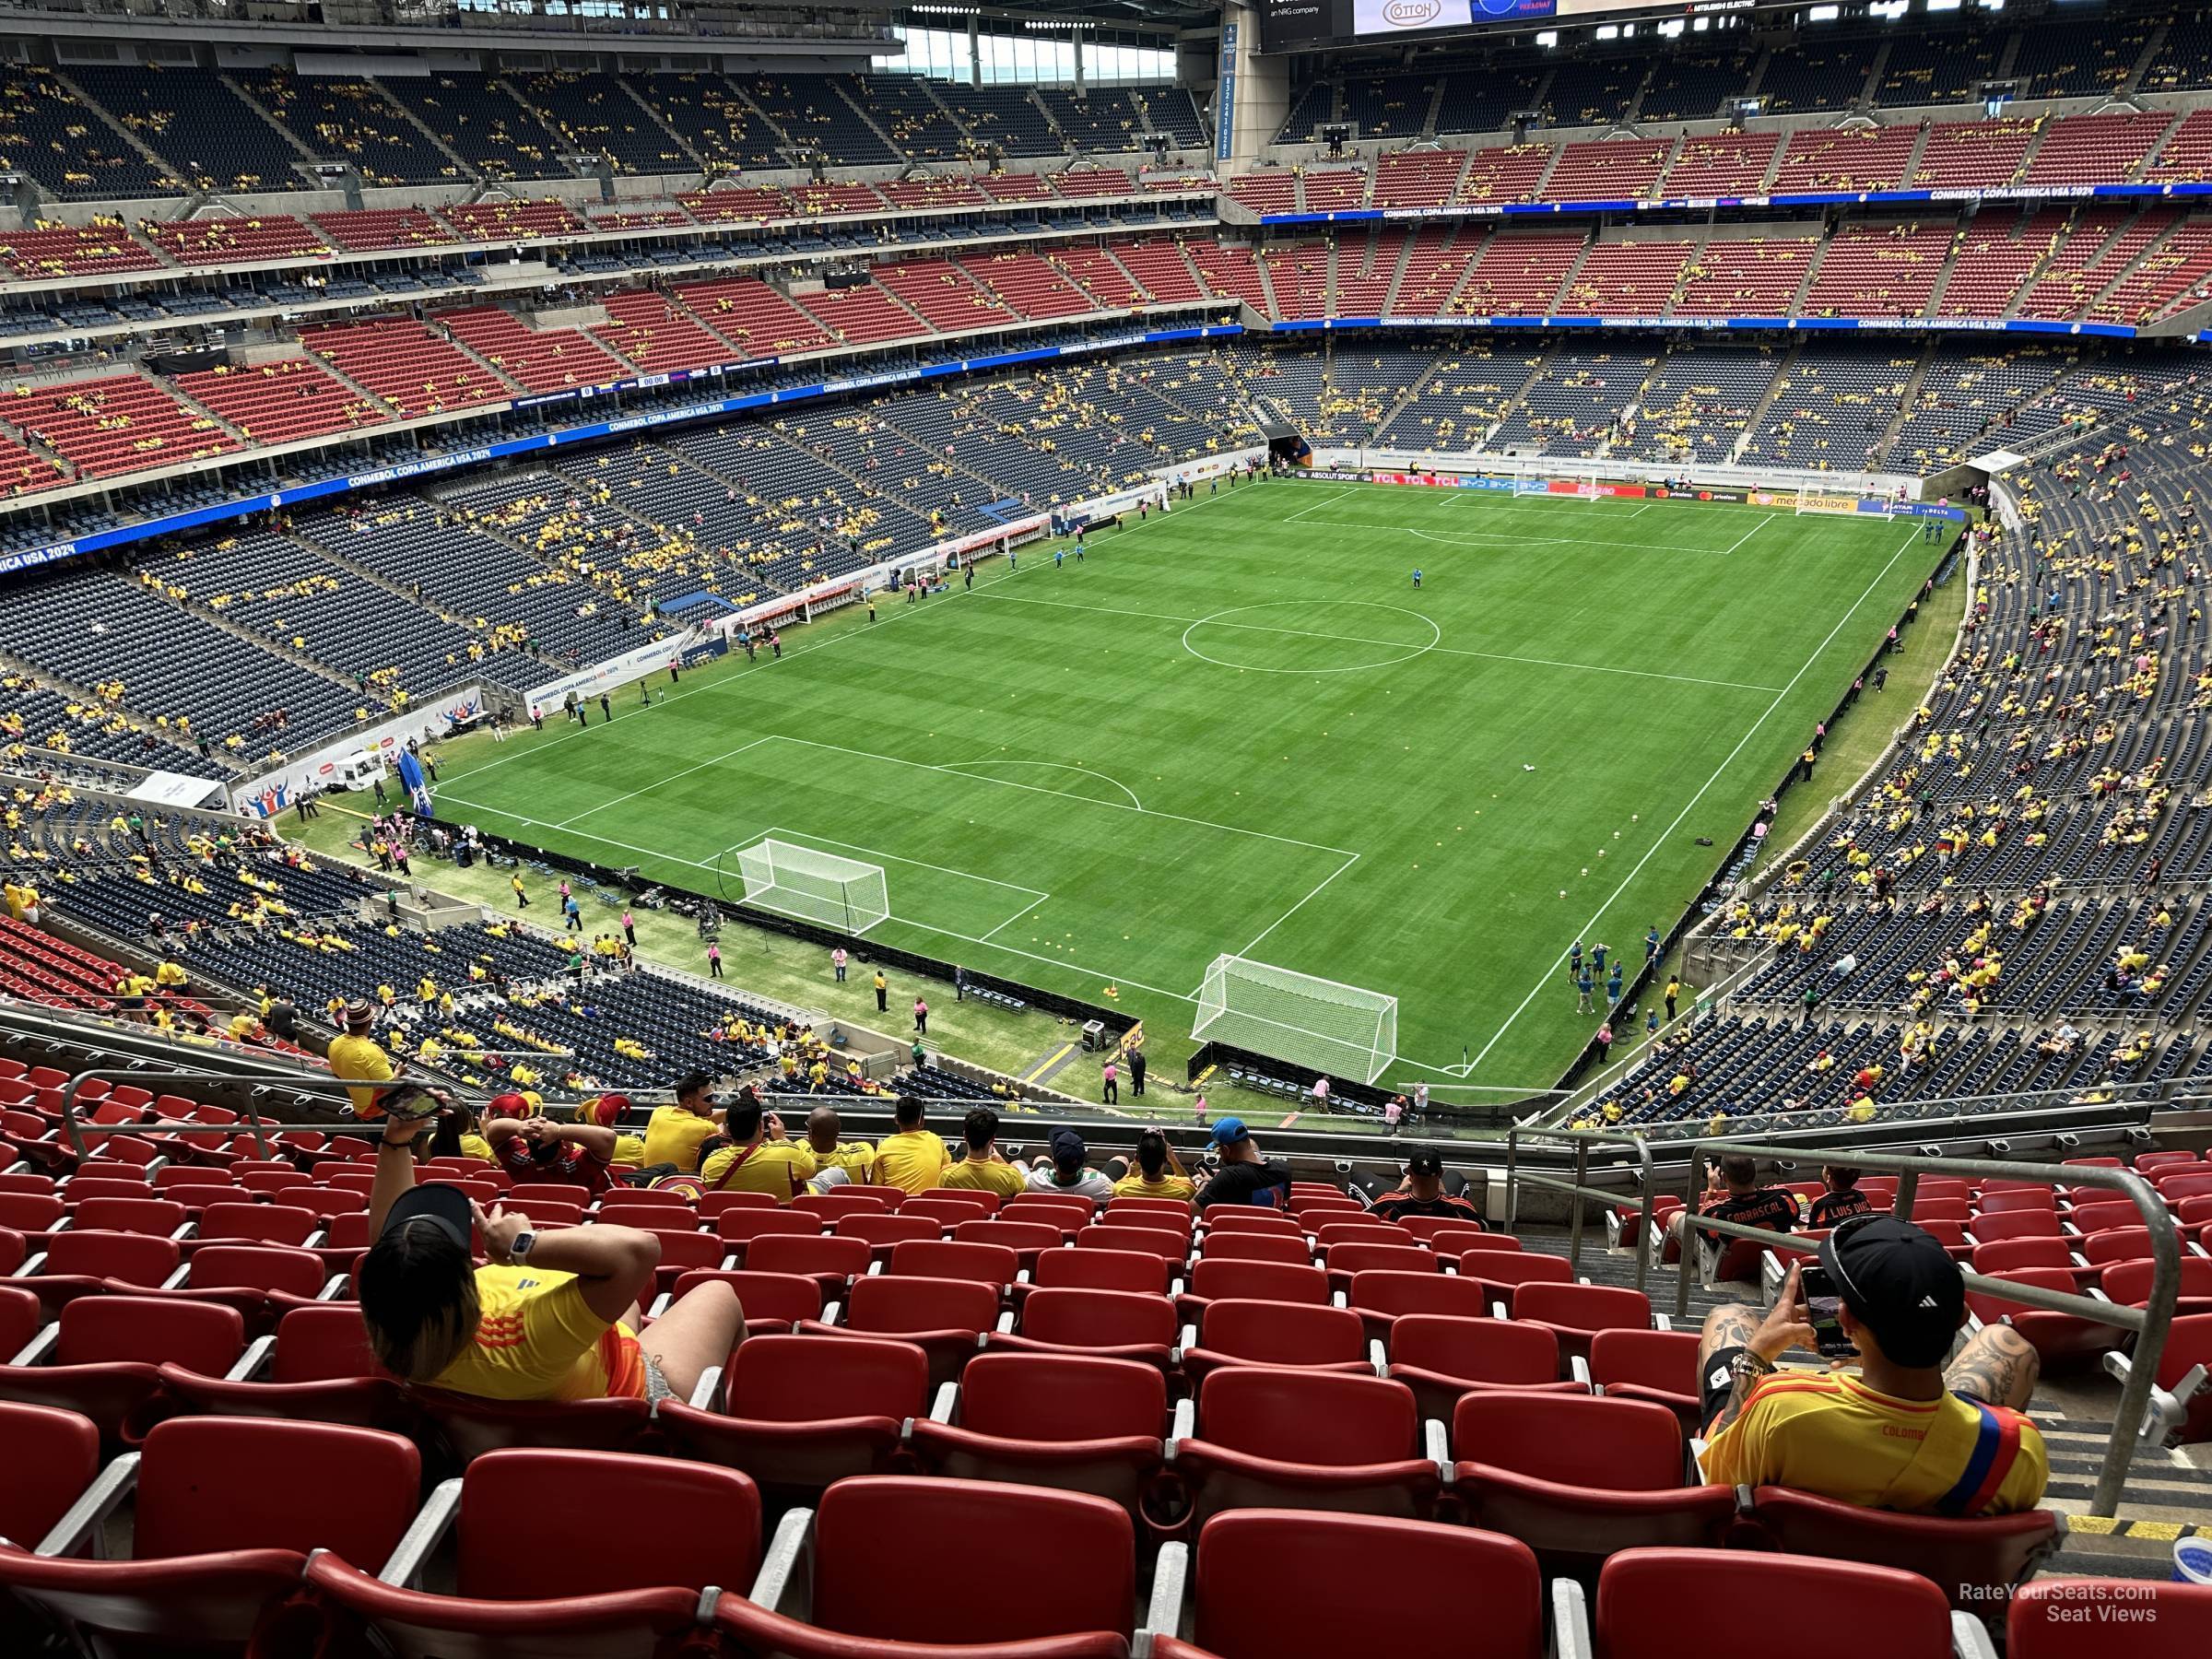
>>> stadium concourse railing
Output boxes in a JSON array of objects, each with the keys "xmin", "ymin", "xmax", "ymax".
[
  {"xmin": 1669, "ymin": 1138, "xmax": 2183, "ymax": 1518},
  {"xmin": 1500, "ymin": 1124, "xmax": 1662, "ymax": 1293}
]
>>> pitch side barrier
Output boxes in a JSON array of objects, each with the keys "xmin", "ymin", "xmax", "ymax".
[
  {"xmin": 0, "ymin": 322, "xmax": 1245, "ymax": 578},
  {"xmin": 1671, "ymin": 1139, "xmax": 2181, "ymax": 1517},
  {"xmin": 1269, "ymin": 313, "xmax": 2142, "ymax": 340}
]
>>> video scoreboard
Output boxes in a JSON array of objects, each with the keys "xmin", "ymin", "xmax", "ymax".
[{"xmin": 1259, "ymin": 0, "xmax": 1767, "ymax": 53}]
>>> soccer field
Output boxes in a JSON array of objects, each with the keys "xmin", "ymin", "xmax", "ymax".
[{"xmin": 433, "ymin": 477, "xmax": 1942, "ymax": 1094}]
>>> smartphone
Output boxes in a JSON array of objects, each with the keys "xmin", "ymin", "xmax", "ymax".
[{"xmin": 1798, "ymin": 1265, "xmax": 1858, "ymax": 1359}]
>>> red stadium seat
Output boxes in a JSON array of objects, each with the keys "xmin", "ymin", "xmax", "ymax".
[
  {"xmin": 714, "ymin": 1477, "xmax": 1133, "ymax": 1656},
  {"xmin": 742, "ymin": 1232, "xmax": 870, "ymax": 1300},
  {"xmin": 1458, "ymin": 1251, "xmax": 1574, "ymax": 1292},
  {"xmin": 662, "ymin": 1269, "xmax": 820, "ymax": 1335},
  {"xmin": 2008, "ymin": 1579, "xmax": 2212, "ymax": 1658},
  {"xmin": 1978, "ymin": 1188, "xmax": 2057, "ymax": 1215},
  {"xmin": 1181, "ymin": 1298, "xmax": 1371, "ymax": 1384},
  {"xmin": 1741, "ymin": 1486, "xmax": 2060, "ymax": 1612},
  {"xmin": 1964, "ymin": 1266, "xmax": 2119, "ymax": 1367},
  {"xmin": 18, "ymin": 1229, "xmax": 181, "ymax": 1312},
  {"xmin": 1589, "ymin": 1547, "xmax": 1955, "ymax": 1659},
  {"xmin": 1588, "ymin": 1328, "xmax": 1702, "ymax": 1435},
  {"xmin": 158, "ymin": 1302, "xmax": 401, "ymax": 1430},
  {"xmin": 0, "ymin": 1401, "xmax": 98, "ymax": 1551},
  {"xmin": 801, "ymin": 1272, "xmax": 999, "ymax": 1391},
  {"xmin": 694, "ymin": 1191, "xmax": 780, "ymax": 1219},
  {"xmin": 1150, "ymin": 1510, "xmax": 1543, "ymax": 1659},
  {"xmin": 1386, "ymin": 1315, "xmax": 1583, "ymax": 1418},
  {"xmin": 657, "ymin": 1332, "xmax": 928, "ymax": 1502},
  {"xmin": 1509, "ymin": 1281, "xmax": 1655, "ymax": 1370},
  {"xmin": 1197, "ymin": 1210, "xmax": 1305, "ymax": 1236},
  {"xmin": 901, "ymin": 1191, "xmax": 1003, "ymax": 1225},
  {"xmin": 1179, "ymin": 1258, "xmax": 1330, "ymax": 1319},
  {"xmin": 988, "ymin": 1286, "xmax": 1177, "ymax": 1371},
  {"xmin": 792, "ymin": 1191, "xmax": 888, "ymax": 1224},
  {"xmin": 834, "ymin": 1212, "xmax": 944, "ymax": 1265},
  {"xmin": 911, "ymin": 1351, "xmax": 1167, "ymax": 1521},
  {"xmin": 0, "ymin": 1417, "xmax": 419, "ymax": 1655},
  {"xmin": 2099, "ymin": 1255, "xmax": 2212, "ymax": 1317},
  {"xmin": 1397, "ymin": 1218, "xmax": 1505, "ymax": 1253},
  {"xmin": 1451, "ymin": 1392, "xmax": 1732, "ymax": 1577},
  {"xmin": 1169, "ymin": 1367, "xmax": 1443, "ymax": 1527},
  {"xmin": 1346, "ymin": 1268, "xmax": 1492, "ymax": 1345},
  {"xmin": 714, "ymin": 1209, "xmax": 823, "ymax": 1265},
  {"xmin": 1311, "ymin": 1221, "xmax": 1409, "ymax": 1250},
  {"xmin": 1322, "ymin": 1242, "xmax": 1434, "ymax": 1294},
  {"xmin": 1196, "ymin": 1231, "xmax": 1306, "ymax": 1265},
  {"xmin": 886, "ymin": 1238, "xmax": 1020, "ymax": 1290},
  {"xmin": 1967, "ymin": 1209, "xmax": 2064, "ymax": 1244},
  {"xmin": 0, "ymin": 1284, "xmax": 39, "ymax": 1362},
  {"xmin": 0, "ymin": 1294, "xmax": 244, "ymax": 1450},
  {"xmin": 304, "ymin": 1447, "xmax": 759, "ymax": 1659},
  {"xmin": 1030, "ymin": 1244, "xmax": 1174, "ymax": 1296},
  {"xmin": 2112, "ymin": 1312, "xmax": 2212, "ymax": 1444},
  {"xmin": 952, "ymin": 1218, "xmax": 1064, "ymax": 1273}
]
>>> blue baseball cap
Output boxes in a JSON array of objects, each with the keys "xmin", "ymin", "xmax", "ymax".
[{"xmin": 1208, "ymin": 1117, "xmax": 1252, "ymax": 1148}]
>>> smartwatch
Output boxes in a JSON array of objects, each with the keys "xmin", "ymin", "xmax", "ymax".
[{"xmin": 506, "ymin": 1230, "xmax": 537, "ymax": 1265}]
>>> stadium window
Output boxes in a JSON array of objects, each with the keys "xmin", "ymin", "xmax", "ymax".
[
  {"xmin": 1806, "ymin": 4, "xmax": 1841, "ymax": 18},
  {"xmin": 1535, "ymin": 29, "xmax": 1559, "ymax": 46},
  {"xmin": 1594, "ymin": 23, "xmax": 1619, "ymax": 38},
  {"xmin": 1691, "ymin": 15, "xmax": 1709, "ymax": 28},
  {"xmin": 1657, "ymin": 17, "xmax": 1684, "ymax": 35},
  {"xmin": 1870, "ymin": 0, "xmax": 1908, "ymax": 18},
  {"xmin": 1925, "ymin": 0, "xmax": 1962, "ymax": 7}
]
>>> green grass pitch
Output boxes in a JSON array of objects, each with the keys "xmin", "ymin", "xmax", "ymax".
[{"xmin": 433, "ymin": 477, "xmax": 1942, "ymax": 1095}]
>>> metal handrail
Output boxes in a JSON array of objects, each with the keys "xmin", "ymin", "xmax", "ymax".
[
  {"xmin": 1503, "ymin": 1124, "xmax": 1661, "ymax": 1292},
  {"xmin": 1670, "ymin": 1138, "xmax": 2181, "ymax": 1517},
  {"xmin": 46, "ymin": 1066, "xmax": 578, "ymax": 1161}
]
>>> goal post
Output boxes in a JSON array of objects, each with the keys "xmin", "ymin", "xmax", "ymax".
[
  {"xmin": 1794, "ymin": 484, "xmax": 1877, "ymax": 518},
  {"xmin": 731, "ymin": 838, "xmax": 889, "ymax": 936},
  {"xmin": 1192, "ymin": 953, "xmax": 1397, "ymax": 1085}
]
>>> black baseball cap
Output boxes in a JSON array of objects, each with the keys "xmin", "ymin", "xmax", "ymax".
[
  {"xmin": 1406, "ymin": 1150, "xmax": 1443, "ymax": 1179},
  {"xmin": 1050, "ymin": 1128, "xmax": 1088, "ymax": 1164},
  {"xmin": 1818, "ymin": 1213, "xmax": 1963, "ymax": 1367},
  {"xmin": 379, "ymin": 1182, "xmax": 472, "ymax": 1249}
]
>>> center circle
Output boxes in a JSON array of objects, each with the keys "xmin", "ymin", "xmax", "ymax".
[{"xmin": 1181, "ymin": 601, "xmax": 1442, "ymax": 675}]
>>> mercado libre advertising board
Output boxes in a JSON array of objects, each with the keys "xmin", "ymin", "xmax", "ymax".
[{"xmin": 1265, "ymin": 0, "xmax": 1773, "ymax": 52}]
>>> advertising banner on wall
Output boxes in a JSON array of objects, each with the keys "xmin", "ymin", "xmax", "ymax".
[{"xmin": 231, "ymin": 688, "xmax": 486, "ymax": 819}]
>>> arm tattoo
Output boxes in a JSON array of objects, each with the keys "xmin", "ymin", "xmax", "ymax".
[
  {"xmin": 1699, "ymin": 1303, "xmax": 1764, "ymax": 1435},
  {"xmin": 1700, "ymin": 1304, "xmax": 1759, "ymax": 1363},
  {"xmin": 1945, "ymin": 1324, "xmax": 2038, "ymax": 1408}
]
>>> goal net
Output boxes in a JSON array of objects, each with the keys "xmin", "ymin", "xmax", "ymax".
[
  {"xmin": 731, "ymin": 839, "xmax": 889, "ymax": 936},
  {"xmin": 1794, "ymin": 485, "xmax": 1877, "ymax": 518},
  {"xmin": 1192, "ymin": 953, "xmax": 1397, "ymax": 1085}
]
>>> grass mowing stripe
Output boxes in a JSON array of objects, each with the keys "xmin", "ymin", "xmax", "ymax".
[{"xmin": 1461, "ymin": 521, "xmax": 1933, "ymax": 1077}]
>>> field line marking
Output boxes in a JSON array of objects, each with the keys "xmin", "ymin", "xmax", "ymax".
[
  {"xmin": 975, "ymin": 590, "xmax": 1782, "ymax": 693},
  {"xmin": 555, "ymin": 733, "xmax": 777, "ymax": 828},
  {"xmin": 1283, "ymin": 486, "xmax": 1358, "ymax": 523},
  {"xmin": 746, "ymin": 823, "xmax": 1049, "ymax": 900},
  {"xmin": 1460, "ymin": 522, "xmax": 1929, "ymax": 1077},
  {"xmin": 769, "ymin": 733, "xmax": 1361, "ymax": 859},
  {"xmin": 1230, "ymin": 851, "xmax": 1360, "ymax": 962},
  {"xmin": 978, "ymin": 891, "xmax": 1052, "ymax": 943},
  {"xmin": 939, "ymin": 758, "xmax": 1143, "ymax": 811},
  {"xmin": 1721, "ymin": 516, "xmax": 1769, "ymax": 557}
]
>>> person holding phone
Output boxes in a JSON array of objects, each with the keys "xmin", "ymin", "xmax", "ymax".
[{"xmin": 1696, "ymin": 1214, "xmax": 2046, "ymax": 1515}]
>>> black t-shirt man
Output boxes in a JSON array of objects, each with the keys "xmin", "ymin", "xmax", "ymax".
[
  {"xmin": 1807, "ymin": 1187, "xmax": 1874, "ymax": 1229},
  {"xmin": 1698, "ymin": 1186, "xmax": 1797, "ymax": 1246},
  {"xmin": 1195, "ymin": 1159, "xmax": 1291, "ymax": 1211}
]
